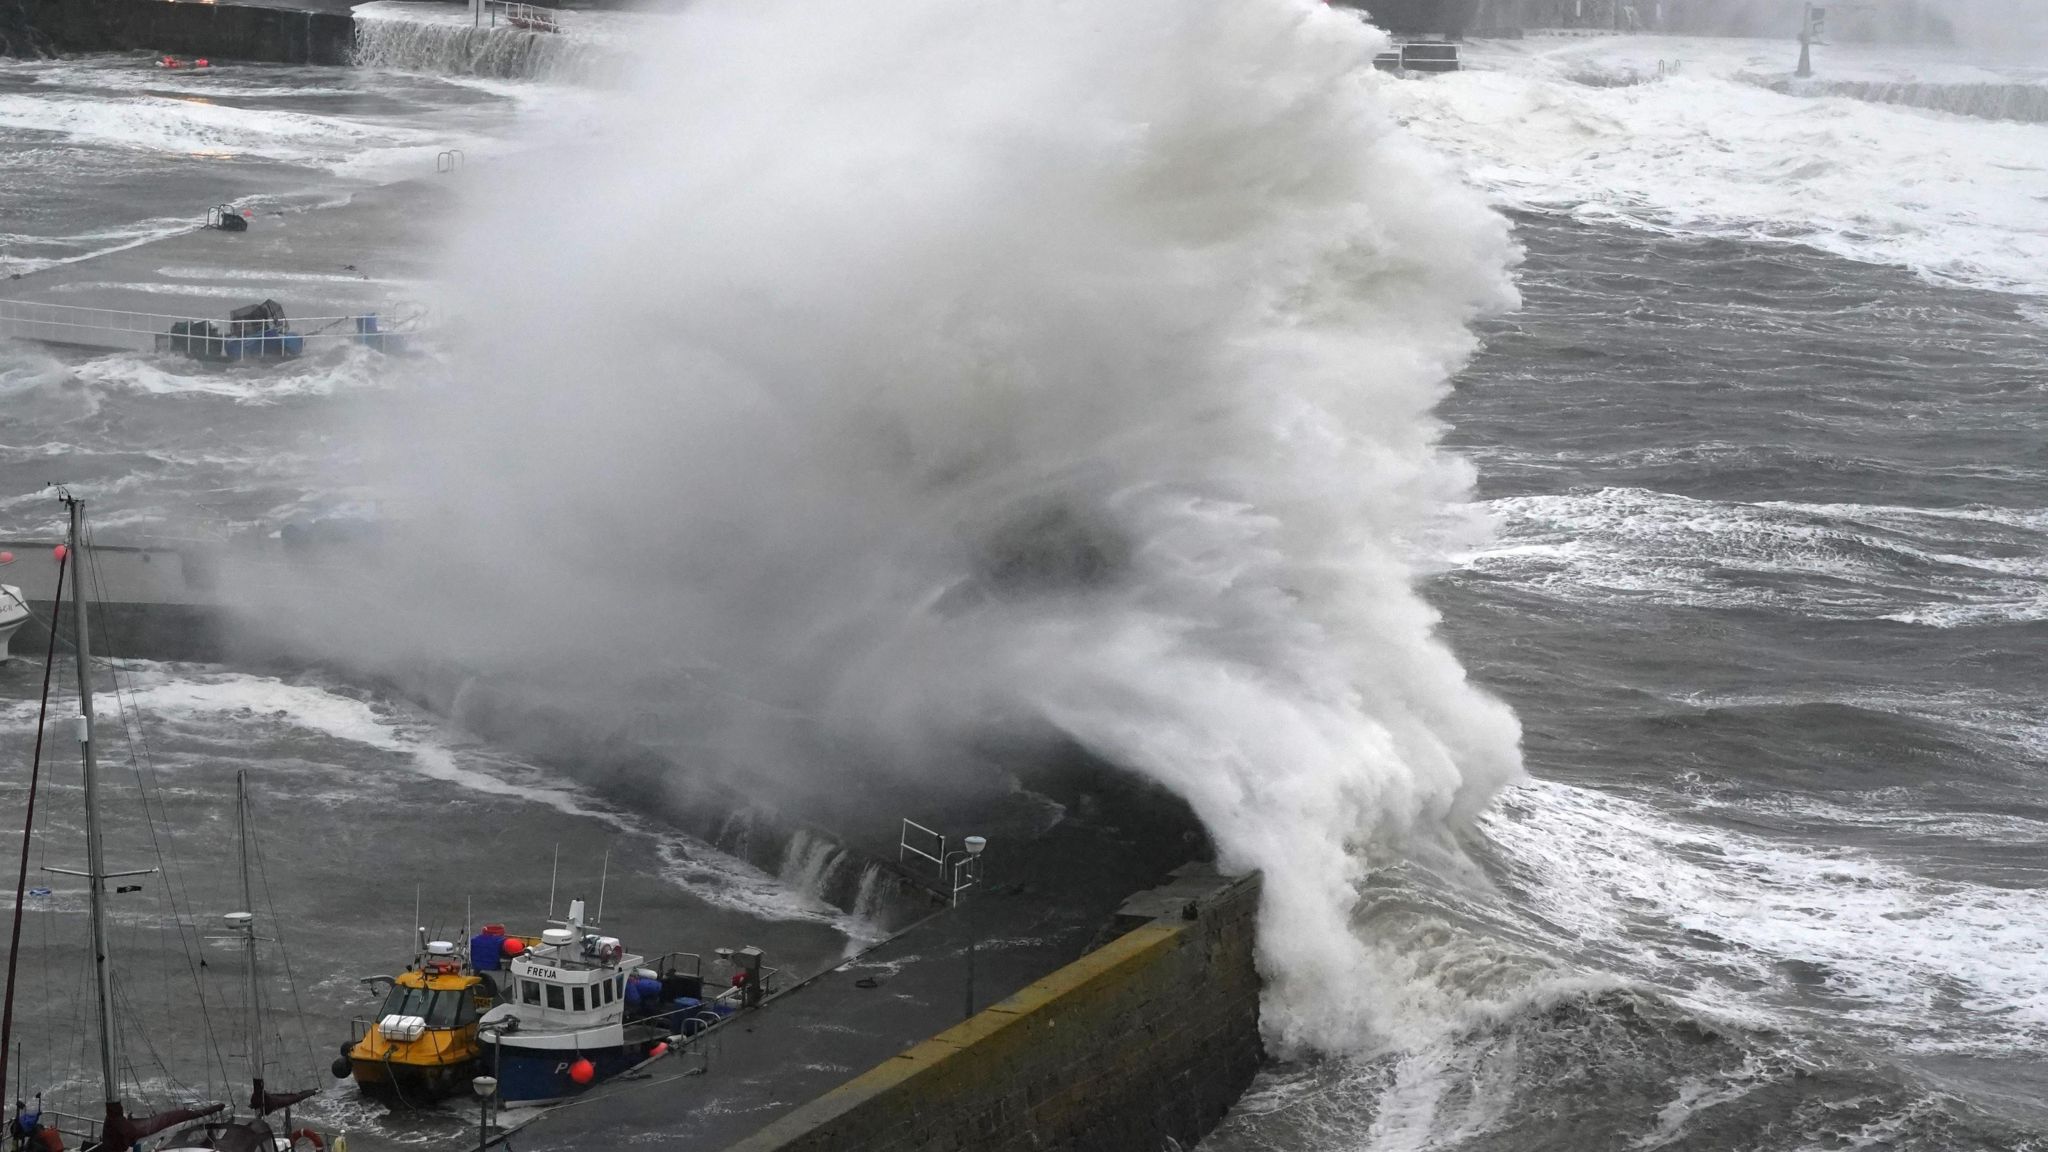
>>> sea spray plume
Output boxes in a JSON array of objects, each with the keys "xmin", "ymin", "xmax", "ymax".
[{"xmin": 354, "ymin": 0, "xmax": 1522, "ymax": 1053}]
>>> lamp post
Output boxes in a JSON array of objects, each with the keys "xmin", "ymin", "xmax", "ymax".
[
  {"xmin": 1796, "ymin": 2, "xmax": 1814, "ymax": 78},
  {"xmin": 472, "ymin": 1075, "xmax": 497, "ymax": 1150},
  {"xmin": 959, "ymin": 835, "xmax": 986, "ymax": 1021}
]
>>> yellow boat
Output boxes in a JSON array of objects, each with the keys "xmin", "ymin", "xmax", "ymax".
[{"xmin": 339, "ymin": 942, "xmax": 499, "ymax": 1105}]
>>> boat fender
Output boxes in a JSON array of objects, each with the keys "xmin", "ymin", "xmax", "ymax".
[
  {"xmin": 331, "ymin": 1054, "xmax": 352, "ymax": 1078},
  {"xmin": 289, "ymin": 1128, "xmax": 326, "ymax": 1150}
]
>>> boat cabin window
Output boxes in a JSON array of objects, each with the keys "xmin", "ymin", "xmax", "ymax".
[
  {"xmin": 522, "ymin": 980, "xmax": 541, "ymax": 1006},
  {"xmin": 599, "ymin": 980, "xmax": 613, "ymax": 1005},
  {"xmin": 545, "ymin": 983, "xmax": 565, "ymax": 1010},
  {"xmin": 380, "ymin": 985, "xmax": 473, "ymax": 1028},
  {"xmin": 572, "ymin": 986, "xmax": 586, "ymax": 1012},
  {"xmin": 427, "ymin": 989, "xmax": 476, "ymax": 1028},
  {"xmin": 380, "ymin": 985, "xmax": 429, "ymax": 1019}
]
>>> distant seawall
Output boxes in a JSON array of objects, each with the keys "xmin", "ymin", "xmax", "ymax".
[
  {"xmin": 5, "ymin": 0, "xmax": 353, "ymax": 64},
  {"xmin": 3, "ymin": 0, "xmax": 588, "ymax": 74},
  {"xmin": 728, "ymin": 868, "xmax": 1264, "ymax": 1152}
]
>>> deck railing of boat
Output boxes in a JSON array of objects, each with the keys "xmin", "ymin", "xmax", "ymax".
[
  {"xmin": 646, "ymin": 951, "xmax": 784, "ymax": 1002},
  {"xmin": 40, "ymin": 1108, "xmax": 346, "ymax": 1148},
  {"xmin": 0, "ymin": 298, "xmax": 427, "ymax": 355},
  {"xmin": 40, "ymin": 1109, "xmax": 102, "ymax": 1145}
]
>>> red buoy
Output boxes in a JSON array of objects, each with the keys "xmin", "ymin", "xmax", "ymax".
[
  {"xmin": 195, "ymin": 58, "xmax": 209, "ymax": 67},
  {"xmin": 52, "ymin": 545, "xmax": 67, "ymax": 562},
  {"xmin": 0, "ymin": 551, "xmax": 13, "ymax": 565},
  {"xmin": 568, "ymin": 1058, "xmax": 595, "ymax": 1086},
  {"xmin": 649, "ymin": 1042, "xmax": 668, "ymax": 1059},
  {"xmin": 502, "ymin": 938, "xmax": 525, "ymax": 957}
]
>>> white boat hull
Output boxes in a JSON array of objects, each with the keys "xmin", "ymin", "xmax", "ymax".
[{"xmin": 0, "ymin": 584, "xmax": 29, "ymax": 659}]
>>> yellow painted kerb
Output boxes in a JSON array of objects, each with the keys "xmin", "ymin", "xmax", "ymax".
[{"xmin": 729, "ymin": 921, "xmax": 1188, "ymax": 1151}]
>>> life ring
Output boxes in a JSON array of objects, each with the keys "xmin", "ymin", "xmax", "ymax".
[{"xmin": 289, "ymin": 1128, "xmax": 326, "ymax": 1150}]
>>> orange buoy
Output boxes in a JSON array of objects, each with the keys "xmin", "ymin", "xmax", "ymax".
[{"xmin": 502, "ymin": 937, "xmax": 525, "ymax": 957}]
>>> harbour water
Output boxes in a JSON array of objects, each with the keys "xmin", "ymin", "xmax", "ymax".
[{"xmin": 3, "ymin": 9, "xmax": 2046, "ymax": 1151}]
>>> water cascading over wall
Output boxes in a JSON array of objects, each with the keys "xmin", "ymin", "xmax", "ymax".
[
  {"xmin": 1806, "ymin": 79, "xmax": 2048, "ymax": 123},
  {"xmin": 1755, "ymin": 75, "xmax": 2048, "ymax": 123},
  {"xmin": 352, "ymin": 15, "xmax": 606, "ymax": 80}
]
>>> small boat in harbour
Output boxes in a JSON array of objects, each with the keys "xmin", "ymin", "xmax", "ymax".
[
  {"xmin": 339, "ymin": 937, "xmax": 496, "ymax": 1104},
  {"xmin": 479, "ymin": 899, "xmax": 759, "ymax": 1106},
  {"xmin": 340, "ymin": 893, "xmax": 771, "ymax": 1108}
]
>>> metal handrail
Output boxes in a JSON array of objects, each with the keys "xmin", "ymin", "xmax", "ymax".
[
  {"xmin": 646, "ymin": 950, "xmax": 703, "ymax": 980},
  {"xmin": 947, "ymin": 852, "xmax": 981, "ymax": 907},
  {"xmin": 483, "ymin": 0, "xmax": 558, "ymax": 31},
  {"xmin": 899, "ymin": 818, "xmax": 946, "ymax": 879}
]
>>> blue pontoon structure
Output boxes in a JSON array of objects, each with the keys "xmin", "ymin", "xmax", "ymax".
[{"xmin": 0, "ymin": 297, "xmax": 426, "ymax": 360}]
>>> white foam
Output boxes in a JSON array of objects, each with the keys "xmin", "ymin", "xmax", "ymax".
[
  {"xmin": 1483, "ymin": 779, "xmax": 2048, "ymax": 1055},
  {"xmin": 93, "ymin": 665, "xmax": 881, "ymax": 931},
  {"xmin": 65, "ymin": 344, "xmax": 402, "ymax": 404},
  {"xmin": 654, "ymin": 837, "xmax": 878, "ymax": 935},
  {"xmin": 0, "ymin": 93, "xmax": 436, "ymax": 167},
  {"xmin": 1393, "ymin": 36, "xmax": 2048, "ymax": 295},
  {"xmin": 1462, "ymin": 486, "xmax": 2048, "ymax": 625}
]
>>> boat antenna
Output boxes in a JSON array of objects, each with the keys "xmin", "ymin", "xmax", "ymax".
[
  {"xmin": 594, "ymin": 847, "xmax": 610, "ymax": 927},
  {"xmin": 548, "ymin": 843, "xmax": 559, "ymax": 919},
  {"xmin": 414, "ymin": 886, "xmax": 423, "ymax": 961},
  {"xmin": 0, "ymin": 542, "xmax": 67, "ymax": 1107}
]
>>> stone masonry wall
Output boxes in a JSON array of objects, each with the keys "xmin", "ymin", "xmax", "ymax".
[
  {"xmin": 727, "ymin": 867, "xmax": 1264, "ymax": 1152},
  {"xmin": 8, "ymin": 0, "xmax": 353, "ymax": 63}
]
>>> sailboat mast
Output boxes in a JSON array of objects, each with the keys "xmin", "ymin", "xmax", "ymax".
[
  {"xmin": 236, "ymin": 771, "xmax": 263, "ymax": 1099},
  {"xmin": 67, "ymin": 497, "xmax": 120, "ymax": 1109}
]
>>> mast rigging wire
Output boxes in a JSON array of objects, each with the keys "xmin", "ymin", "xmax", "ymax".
[{"xmin": 0, "ymin": 547, "xmax": 66, "ymax": 1107}]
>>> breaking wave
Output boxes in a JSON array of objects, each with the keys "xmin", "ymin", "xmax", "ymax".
[{"xmin": 307, "ymin": 0, "xmax": 1524, "ymax": 1054}]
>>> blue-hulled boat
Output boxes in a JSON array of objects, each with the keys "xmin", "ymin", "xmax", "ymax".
[{"xmin": 474, "ymin": 900, "xmax": 761, "ymax": 1106}]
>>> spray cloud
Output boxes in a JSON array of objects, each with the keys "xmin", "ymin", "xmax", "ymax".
[{"xmin": 348, "ymin": 0, "xmax": 1523, "ymax": 1052}]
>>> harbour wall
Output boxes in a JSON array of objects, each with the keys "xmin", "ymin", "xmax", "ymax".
[
  {"xmin": 7, "ymin": 0, "xmax": 354, "ymax": 64},
  {"xmin": 726, "ymin": 867, "xmax": 1264, "ymax": 1152}
]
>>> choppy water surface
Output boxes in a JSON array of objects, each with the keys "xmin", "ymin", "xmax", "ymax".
[
  {"xmin": 4, "ymin": 18, "xmax": 2048, "ymax": 1152},
  {"xmin": 1207, "ymin": 217, "xmax": 2048, "ymax": 1150}
]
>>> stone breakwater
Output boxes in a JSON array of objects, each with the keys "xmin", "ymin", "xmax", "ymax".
[
  {"xmin": 3, "ymin": 0, "xmax": 353, "ymax": 63},
  {"xmin": 727, "ymin": 866, "xmax": 1264, "ymax": 1152}
]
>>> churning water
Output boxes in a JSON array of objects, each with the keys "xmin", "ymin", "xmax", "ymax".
[{"xmin": 3, "ymin": 5, "xmax": 2046, "ymax": 1150}]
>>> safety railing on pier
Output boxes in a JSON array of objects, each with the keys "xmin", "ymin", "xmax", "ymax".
[
  {"xmin": 482, "ymin": 0, "xmax": 558, "ymax": 32},
  {"xmin": 0, "ymin": 298, "xmax": 426, "ymax": 355},
  {"xmin": 899, "ymin": 818, "xmax": 946, "ymax": 881}
]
